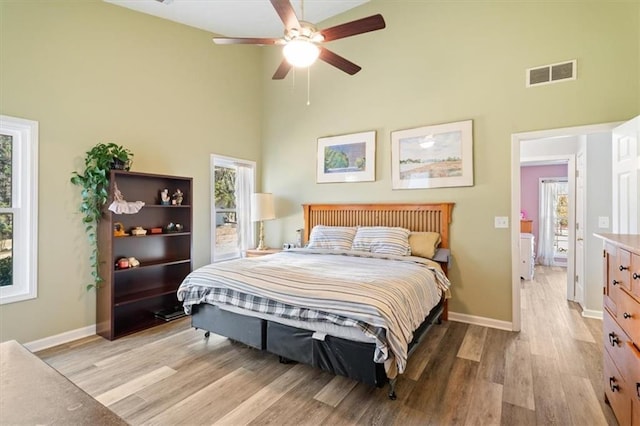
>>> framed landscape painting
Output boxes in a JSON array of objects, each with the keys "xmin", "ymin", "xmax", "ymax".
[
  {"xmin": 391, "ymin": 120, "xmax": 473, "ymax": 189},
  {"xmin": 317, "ymin": 130, "xmax": 376, "ymax": 183}
]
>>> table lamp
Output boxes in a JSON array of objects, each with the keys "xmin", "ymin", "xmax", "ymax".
[{"xmin": 251, "ymin": 193, "xmax": 275, "ymax": 250}]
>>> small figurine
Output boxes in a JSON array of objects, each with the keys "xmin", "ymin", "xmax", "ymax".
[
  {"xmin": 131, "ymin": 226, "xmax": 147, "ymax": 236},
  {"xmin": 160, "ymin": 189, "xmax": 170, "ymax": 205},
  {"xmin": 116, "ymin": 257, "xmax": 129, "ymax": 269},
  {"xmin": 172, "ymin": 189, "xmax": 183, "ymax": 206},
  {"xmin": 113, "ymin": 222, "xmax": 127, "ymax": 237}
]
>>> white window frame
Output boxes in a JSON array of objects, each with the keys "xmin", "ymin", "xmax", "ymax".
[
  {"xmin": 211, "ymin": 155, "xmax": 255, "ymax": 263},
  {"xmin": 0, "ymin": 115, "xmax": 38, "ymax": 304}
]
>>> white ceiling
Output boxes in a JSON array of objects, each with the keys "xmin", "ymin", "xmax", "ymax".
[{"xmin": 104, "ymin": 0, "xmax": 370, "ymax": 38}]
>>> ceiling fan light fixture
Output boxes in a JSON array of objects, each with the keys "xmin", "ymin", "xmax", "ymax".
[{"xmin": 283, "ymin": 39, "xmax": 320, "ymax": 68}]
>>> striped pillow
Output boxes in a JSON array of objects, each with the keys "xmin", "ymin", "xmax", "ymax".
[
  {"xmin": 307, "ymin": 226, "xmax": 357, "ymax": 251},
  {"xmin": 352, "ymin": 226, "xmax": 411, "ymax": 256}
]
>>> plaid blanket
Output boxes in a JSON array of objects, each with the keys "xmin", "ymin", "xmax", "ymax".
[
  {"xmin": 179, "ymin": 285, "xmax": 386, "ymax": 355},
  {"xmin": 177, "ymin": 249, "xmax": 449, "ymax": 375}
]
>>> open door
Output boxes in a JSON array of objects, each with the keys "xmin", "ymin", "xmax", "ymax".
[{"xmin": 612, "ymin": 116, "xmax": 639, "ymax": 233}]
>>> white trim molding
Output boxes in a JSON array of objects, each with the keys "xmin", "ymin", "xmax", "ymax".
[
  {"xmin": 0, "ymin": 115, "xmax": 39, "ymax": 305},
  {"xmin": 582, "ymin": 309, "xmax": 603, "ymax": 320},
  {"xmin": 24, "ymin": 325, "xmax": 96, "ymax": 353},
  {"xmin": 448, "ymin": 311, "xmax": 514, "ymax": 331}
]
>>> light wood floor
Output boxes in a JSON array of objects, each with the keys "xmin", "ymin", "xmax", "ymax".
[{"xmin": 38, "ymin": 266, "xmax": 616, "ymax": 425}]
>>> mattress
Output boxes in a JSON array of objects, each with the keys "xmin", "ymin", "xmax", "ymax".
[{"xmin": 178, "ymin": 249, "xmax": 450, "ymax": 374}]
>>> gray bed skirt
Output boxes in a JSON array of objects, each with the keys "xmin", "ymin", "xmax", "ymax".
[{"xmin": 190, "ymin": 296, "xmax": 445, "ymax": 389}]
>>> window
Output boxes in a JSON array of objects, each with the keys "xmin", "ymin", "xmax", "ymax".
[
  {"xmin": 537, "ymin": 178, "xmax": 568, "ymax": 266},
  {"xmin": 211, "ymin": 155, "xmax": 255, "ymax": 262},
  {"xmin": 553, "ymin": 181, "xmax": 569, "ymax": 257},
  {"xmin": 0, "ymin": 115, "xmax": 38, "ymax": 304}
]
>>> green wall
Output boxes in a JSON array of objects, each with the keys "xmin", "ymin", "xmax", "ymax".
[
  {"xmin": 0, "ymin": 1, "xmax": 263, "ymax": 343},
  {"xmin": 1, "ymin": 0, "xmax": 638, "ymax": 343},
  {"xmin": 261, "ymin": 1, "xmax": 640, "ymax": 322}
]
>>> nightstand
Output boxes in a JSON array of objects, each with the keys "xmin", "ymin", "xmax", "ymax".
[{"xmin": 245, "ymin": 248, "xmax": 282, "ymax": 258}]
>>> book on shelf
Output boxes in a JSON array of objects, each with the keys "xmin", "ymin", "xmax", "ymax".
[{"xmin": 154, "ymin": 307, "xmax": 186, "ymax": 321}]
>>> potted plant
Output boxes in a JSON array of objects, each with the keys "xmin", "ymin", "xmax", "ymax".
[{"xmin": 70, "ymin": 142, "xmax": 134, "ymax": 290}]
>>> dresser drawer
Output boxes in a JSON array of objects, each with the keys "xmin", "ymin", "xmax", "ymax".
[
  {"xmin": 617, "ymin": 290, "xmax": 640, "ymax": 344},
  {"xmin": 616, "ymin": 248, "xmax": 633, "ymax": 293},
  {"xmin": 625, "ymin": 342, "xmax": 640, "ymax": 404},
  {"xmin": 606, "ymin": 243, "xmax": 625, "ymax": 317},
  {"xmin": 604, "ymin": 311, "xmax": 632, "ymax": 366},
  {"xmin": 632, "ymin": 252, "xmax": 640, "ymax": 300},
  {"xmin": 605, "ymin": 350, "xmax": 633, "ymax": 426}
]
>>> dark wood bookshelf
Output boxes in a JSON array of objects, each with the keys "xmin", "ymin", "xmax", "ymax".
[{"xmin": 96, "ymin": 170, "xmax": 193, "ymax": 340}]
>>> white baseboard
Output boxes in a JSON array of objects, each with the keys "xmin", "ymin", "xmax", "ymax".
[
  {"xmin": 24, "ymin": 324, "xmax": 96, "ymax": 353},
  {"xmin": 448, "ymin": 311, "xmax": 514, "ymax": 331},
  {"xmin": 582, "ymin": 309, "xmax": 603, "ymax": 320}
]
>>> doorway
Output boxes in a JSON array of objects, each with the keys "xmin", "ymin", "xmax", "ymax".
[
  {"xmin": 510, "ymin": 122, "xmax": 619, "ymax": 332},
  {"xmin": 538, "ymin": 177, "xmax": 569, "ymax": 267}
]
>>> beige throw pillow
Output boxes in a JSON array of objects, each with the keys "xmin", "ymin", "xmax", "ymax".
[{"xmin": 408, "ymin": 232, "xmax": 441, "ymax": 259}]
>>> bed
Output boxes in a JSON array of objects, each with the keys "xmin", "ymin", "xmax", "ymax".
[{"xmin": 177, "ymin": 202, "xmax": 454, "ymax": 399}]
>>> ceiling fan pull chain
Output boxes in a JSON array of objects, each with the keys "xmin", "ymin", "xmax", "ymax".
[{"xmin": 307, "ymin": 67, "xmax": 311, "ymax": 106}]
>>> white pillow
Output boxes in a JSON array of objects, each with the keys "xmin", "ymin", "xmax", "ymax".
[
  {"xmin": 307, "ymin": 225, "xmax": 357, "ymax": 251},
  {"xmin": 351, "ymin": 226, "xmax": 411, "ymax": 256}
]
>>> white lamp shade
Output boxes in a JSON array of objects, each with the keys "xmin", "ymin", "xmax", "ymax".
[
  {"xmin": 251, "ymin": 193, "xmax": 275, "ymax": 222},
  {"xmin": 283, "ymin": 39, "xmax": 320, "ymax": 68}
]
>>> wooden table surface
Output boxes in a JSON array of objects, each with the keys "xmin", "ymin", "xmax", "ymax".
[{"xmin": 0, "ymin": 340, "xmax": 127, "ymax": 425}]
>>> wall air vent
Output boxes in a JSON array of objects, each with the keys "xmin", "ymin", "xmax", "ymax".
[{"xmin": 526, "ymin": 60, "xmax": 576, "ymax": 87}]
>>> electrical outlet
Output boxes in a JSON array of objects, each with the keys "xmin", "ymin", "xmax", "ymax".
[
  {"xmin": 598, "ymin": 216, "xmax": 609, "ymax": 229},
  {"xmin": 494, "ymin": 216, "xmax": 509, "ymax": 228}
]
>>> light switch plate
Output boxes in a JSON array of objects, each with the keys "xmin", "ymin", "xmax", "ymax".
[
  {"xmin": 598, "ymin": 216, "xmax": 609, "ymax": 229},
  {"xmin": 495, "ymin": 216, "xmax": 509, "ymax": 228}
]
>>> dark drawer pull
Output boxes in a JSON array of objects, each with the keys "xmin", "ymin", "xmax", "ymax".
[
  {"xmin": 610, "ymin": 377, "xmax": 620, "ymax": 392},
  {"xmin": 637, "ymin": 383, "xmax": 640, "ymax": 399},
  {"xmin": 634, "ymin": 272, "xmax": 640, "ymax": 280},
  {"xmin": 613, "ymin": 280, "xmax": 620, "ymax": 286},
  {"xmin": 620, "ymin": 265, "xmax": 629, "ymax": 271},
  {"xmin": 608, "ymin": 332, "xmax": 620, "ymax": 346},
  {"xmin": 623, "ymin": 312, "xmax": 632, "ymax": 319}
]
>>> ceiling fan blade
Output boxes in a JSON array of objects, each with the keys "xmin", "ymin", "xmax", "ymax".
[
  {"xmin": 272, "ymin": 59, "xmax": 292, "ymax": 80},
  {"xmin": 213, "ymin": 37, "xmax": 281, "ymax": 45},
  {"xmin": 319, "ymin": 47, "xmax": 361, "ymax": 75},
  {"xmin": 270, "ymin": 0, "xmax": 300, "ymax": 31},
  {"xmin": 321, "ymin": 14, "xmax": 386, "ymax": 42}
]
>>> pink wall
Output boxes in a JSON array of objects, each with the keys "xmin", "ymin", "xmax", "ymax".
[{"xmin": 520, "ymin": 164, "xmax": 568, "ymax": 242}]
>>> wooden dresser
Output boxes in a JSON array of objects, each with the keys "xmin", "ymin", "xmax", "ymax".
[{"xmin": 596, "ymin": 233, "xmax": 640, "ymax": 426}]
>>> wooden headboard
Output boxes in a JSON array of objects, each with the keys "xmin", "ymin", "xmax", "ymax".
[{"xmin": 302, "ymin": 203, "xmax": 454, "ymax": 248}]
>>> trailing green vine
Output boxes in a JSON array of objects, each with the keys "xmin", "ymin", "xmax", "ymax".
[{"xmin": 71, "ymin": 143, "xmax": 133, "ymax": 290}]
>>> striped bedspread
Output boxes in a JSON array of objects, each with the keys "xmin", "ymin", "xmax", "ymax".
[{"xmin": 177, "ymin": 249, "xmax": 450, "ymax": 375}]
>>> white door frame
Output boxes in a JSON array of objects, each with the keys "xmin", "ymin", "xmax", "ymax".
[
  {"xmin": 510, "ymin": 122, "xmax": 620, "ymax": 331},
  {"xmin": 575, "ymin": 147, "xmax": 586, "ymax": 308}
]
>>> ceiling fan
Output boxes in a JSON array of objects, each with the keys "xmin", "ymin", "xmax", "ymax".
[{"xmin": 212, "ymin": 0, "xmax": 386, "ymax": 80}]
